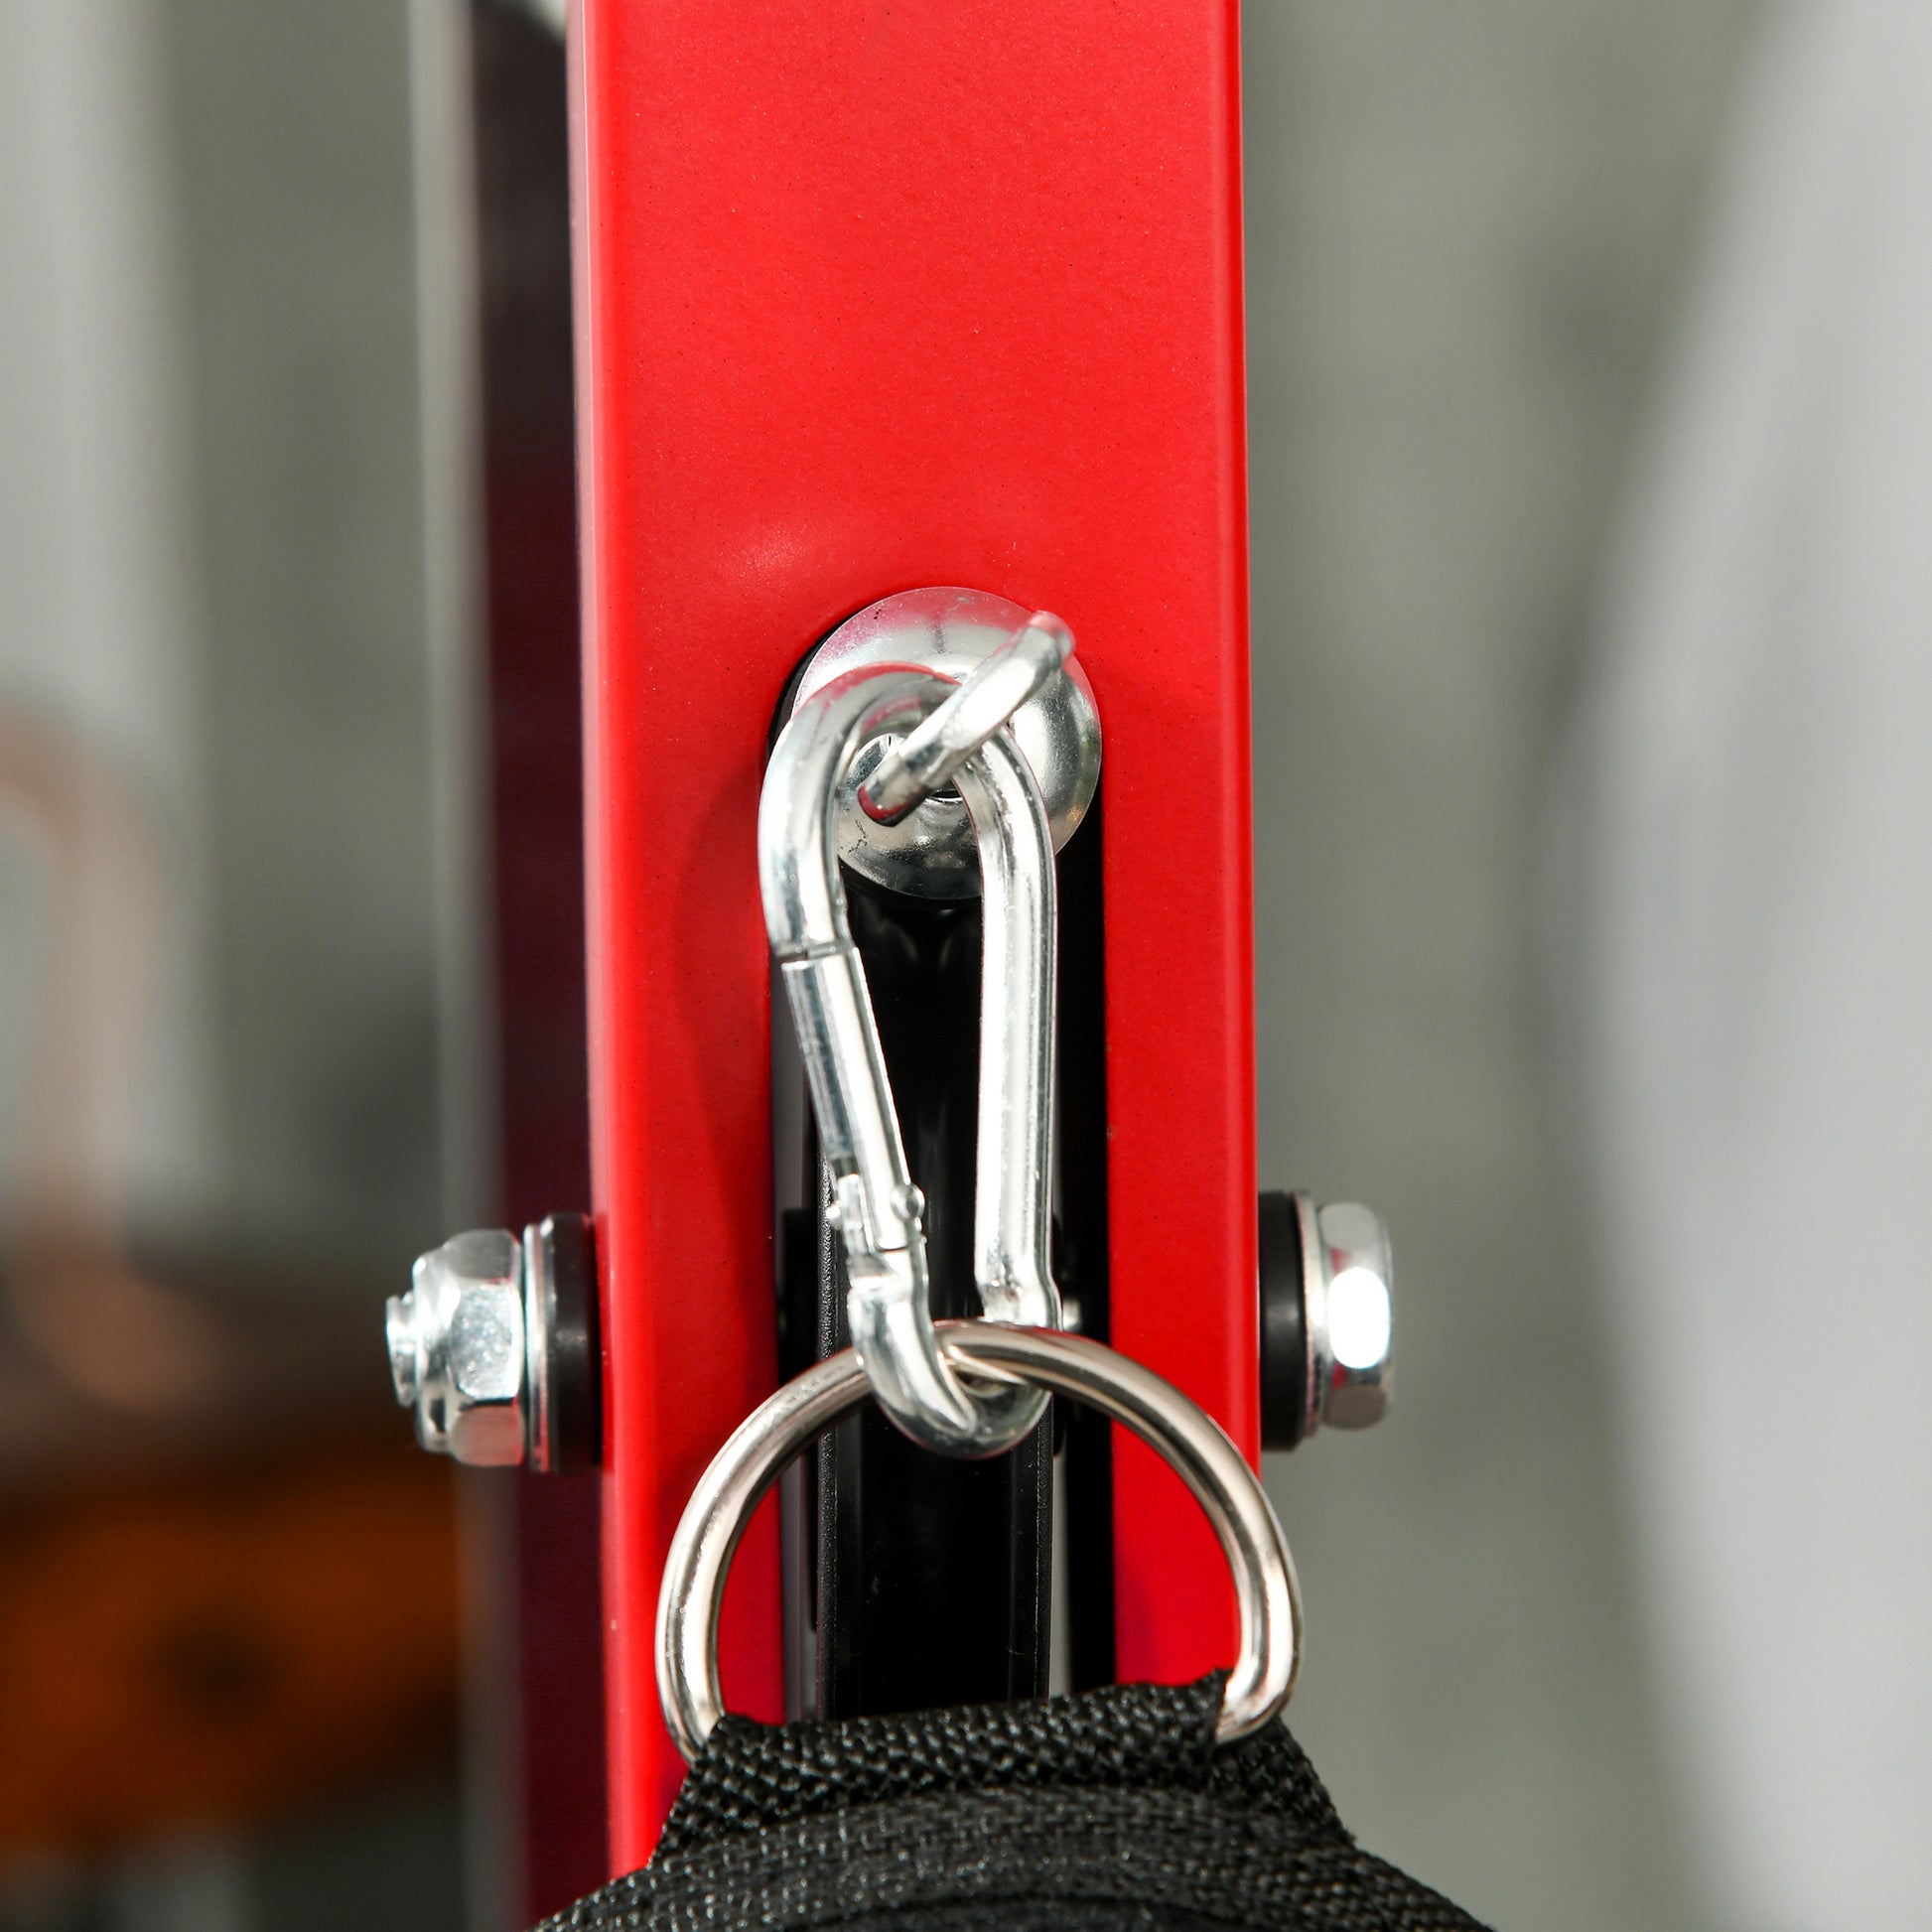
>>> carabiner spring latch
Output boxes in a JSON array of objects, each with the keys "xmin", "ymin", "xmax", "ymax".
[{"xmin": 759, "ymin": 616, "xmax": 1074, "ymax": 1456}]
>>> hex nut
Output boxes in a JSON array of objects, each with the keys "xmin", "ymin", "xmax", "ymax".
[
  {"xmin": 386, "ymin": 1228, "xmax": 528, "ymax": 1466},
  {"xmin": 1309, "ymin": 1200, "xmax": 1393, "ymax": 1431}
]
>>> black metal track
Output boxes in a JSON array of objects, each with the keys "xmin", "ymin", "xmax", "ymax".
[{"xmin": 814, "ymin": 876, "xmax": 1053, "ymax": 1718}]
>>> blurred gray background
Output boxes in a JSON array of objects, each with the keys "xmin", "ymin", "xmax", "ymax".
[
  {"xmin": 1245, "ymin": 7, "xmax": 1756, "ymax": 1930},
  {"xmin": 0, "ymin": 2, "xmax": 455, "ymax": 1928},
  {"xmin": 0, "ymin": 0, "xmax": 443, "ymax": 1283},
  {"xmin": 20, "ymin": 2, "xmax": 1907, "ymax": 1929}
]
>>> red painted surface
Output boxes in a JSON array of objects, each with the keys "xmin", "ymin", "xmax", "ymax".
[{"xmin": 571, "ymin": 1, "xmax": 1257, "ymax": 1866}]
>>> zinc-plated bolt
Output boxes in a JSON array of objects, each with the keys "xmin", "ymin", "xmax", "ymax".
[{"xmin": 387, "ymin": 1228, "xmax": 528, "ymax": 1466}]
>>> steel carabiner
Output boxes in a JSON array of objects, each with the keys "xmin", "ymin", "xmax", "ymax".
[{"xmin": 759, "ymin": 642, "xmax": 1065, "ymax": 1456}]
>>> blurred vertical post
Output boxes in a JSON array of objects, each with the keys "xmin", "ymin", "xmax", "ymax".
[
  {"xmin": 408, "ymin": 1, "xmax": 605, "ymax": 1924},
  {"xmin": 403, "ymin": 2, "xmax": 502, "ymax": 1926}
]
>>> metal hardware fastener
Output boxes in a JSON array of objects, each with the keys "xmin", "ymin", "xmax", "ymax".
[
  {"xmin": 761, "ymin": 663, "xmax": 1062, "ymax": 1456},
  {"xmin": 1259, "ymin": 1190, "xmax": 1393, "ymax": 1448},
  {"xmin": 856, "ymin": 611, "xmax": 1073, "ymax": 823},
  {"xmin": 386, "ymin": 1211, "xmax": 601, "ymax": 1470},
  {"xmin": 791, "ymin": 587, "xmax": 1101, "ymax": 900}
]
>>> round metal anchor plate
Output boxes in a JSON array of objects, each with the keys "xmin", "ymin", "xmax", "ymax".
[{"xmin": 793, "ymin": 586, "xmax": 1102, "ymax": 899}]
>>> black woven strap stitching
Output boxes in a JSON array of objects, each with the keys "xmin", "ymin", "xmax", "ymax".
[
  {"xmin": 655, "ymin": 1674, "xmax": 1252, "ymax": 1858},
  {"xmin": 546, "ymin": 1783, "xmax": 1489, "ymax": 1932},
  {"xmin": 533, "ymin": 1679, "xmax": 1484, "ymax": 1932}
]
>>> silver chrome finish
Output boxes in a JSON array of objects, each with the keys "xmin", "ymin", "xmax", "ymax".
[
  {"xmin": 858, "ymin": 612, "xmax": 1073, "ymax": 823},
  {"xmin": 761, "ymin": 668, "xmax": 1060, "ymax": 1455},
  {"xmin": 657, "ymin": 1322, "xmax": 1302, "ymax": 1762},
  {"xmin": 522, "ymin": 1220, "xmax": 560, "ymax": 1473},
  {"xmin": 387, "ymin": 1215, "xmax": 601, "ymax": 1469},
  {"xmin": 1298, "ymin": 1194, "xmax": 1394, "ymax": 1433},
  {"xmin": 793, "ymin": 587, "xmax": 1102, "ymax": 899},
  {"xmin": 386, "ymin": 1229, "xmax": 527, "ymax": 1465}
]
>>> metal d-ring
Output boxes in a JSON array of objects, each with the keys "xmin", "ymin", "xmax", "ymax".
[
  {"xmin": 656, "ymin": 1322, "xmax": 1303, "ymax": 1763},
  {"xmin": 759, "ymin": 665, "xmax": 1059, "ymax": 1456}
]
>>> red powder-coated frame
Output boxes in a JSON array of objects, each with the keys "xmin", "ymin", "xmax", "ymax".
[{"xmin": 570, "ymin": 2, "xmax": 1257, "ymax": 1867}]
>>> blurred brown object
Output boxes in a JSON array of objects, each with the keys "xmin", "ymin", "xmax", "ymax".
[
  {"xmin": 0, "ymin": 1439, "xmax": 459, "ymax": 1859},
  {"xmin": 0, "ymin": 702, "xmax": 401, "ymax": 1488}
]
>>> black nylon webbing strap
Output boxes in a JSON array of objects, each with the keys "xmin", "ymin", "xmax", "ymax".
[{"xmin": 538, "ymin": 1676, "xmax": 1489, "ymax": 1932}]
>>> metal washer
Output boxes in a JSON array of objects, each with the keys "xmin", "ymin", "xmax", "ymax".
[{"xmin": 794, "ymin": 586, "xmax": 1102, "ymax": 899}]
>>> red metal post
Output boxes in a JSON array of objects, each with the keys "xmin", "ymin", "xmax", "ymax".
[{"xmin": 571, "ymin": 2, "xmax": 1256, "ymax": 1867}]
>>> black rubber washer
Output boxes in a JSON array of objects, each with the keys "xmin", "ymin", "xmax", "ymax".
[
  {"xmin": 1258, "ymin": 1190, "xmax": 1308, "ymax": 1451},
  {"xmin": 537, "ymin": 1210, "xmax": 603, "ymax": 1472}
]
